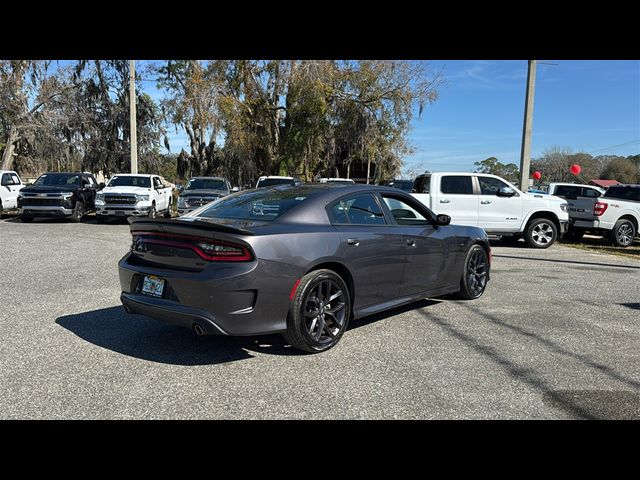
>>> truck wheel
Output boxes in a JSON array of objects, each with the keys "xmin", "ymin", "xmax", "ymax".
[
  {"xmin": 21, "ymin": 216, "xmax": 34, "ymax": 223},
  {"xmin": 96, "ymin": 215, "xmax": 106, "ymax": 224},
  {"xmin": 0, "ymin": 200, "xmax": 3, "ymax": 219},
  {"xmin": 524, "ymin": 218, "xmax": 557, "ymax": 248},
  {"xmin": 70, "ymin": 201, "xmax": 85, "ymax": 223},
  {"xmin": 611, "ymin": 219, "xmax": 636, "ymax": 247},
  {"xmin": 564, "ymin": 228, "xmax": 584, "ymax": 242},
  {"xmin": 148, "ymin": 203, "xmax": 157, "ymax": 218},
  {"xmin": 164, "ymin": 200, "xmax": 172, "ymax": 218}
]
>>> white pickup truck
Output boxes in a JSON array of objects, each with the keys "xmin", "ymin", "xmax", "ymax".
[
  {"xmin": 0, "ymin": 170, "xmax": 26, "ymax": 217},
  {"xmin": 95, "ymin": 174, "xmax": 173, "ymax": 223},
  {"xmin": 411, "ymin": 172, "xmax": 569, "ymax": 248},
  {"xmin": 567, "ymin": 184, "xmax": 639, "ymax": 247}
]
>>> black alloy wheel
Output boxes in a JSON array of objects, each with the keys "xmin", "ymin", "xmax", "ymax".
[
  {"xmin": 457, "ymin": 245, "xmax": 489, "ymax": 300},
  {"xmin": 285, "ymin": 269, "xmax": 351, "ymax": 353}
]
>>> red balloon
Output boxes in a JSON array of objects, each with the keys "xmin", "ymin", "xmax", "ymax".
[
  {"xmin": 532, "ymin": 171, "xmax": 542, "ymax": 180},
  {"xmin": 570, "ymin": 164, "xmax": 581, "ymax": 175}
]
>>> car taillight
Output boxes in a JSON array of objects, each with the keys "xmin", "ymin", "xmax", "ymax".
[
  {"xmin": 131, "ymin": 232, "xmax": 253, "ymax": 262},
  {"xmin": 593, "ymin": 202, "xmax": 608, "ymax": 216}
]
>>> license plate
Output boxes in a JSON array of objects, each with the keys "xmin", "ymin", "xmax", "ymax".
[
  {"xmin": 141, "ymin": 275, "xmax": 165, "ymax": 297},
  {"xmin": 115, "ymin": 210, "xmax": 125, "ymax": 216}
]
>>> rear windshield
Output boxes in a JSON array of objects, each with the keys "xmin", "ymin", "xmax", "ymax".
[
  {"xmin": 413, "ymin": 175, "xmax": 430, "ymax": 194},
  {"xmin": 256, "ymin": 178, "xmax": 295, "ymax": 188},
  {"xmin": 186, "ymin": 178, "xmax": 228, "ymax": 191},
  {"xmin": 108, "ymin": 176, "xmax": 151, "ymax": 188},
  {"xmin": 34, "ymin": 173, "xmax": 81, "ymax": 186},
  {"xmin": 197, "ymin": 187, "xmax": 308, "ymax": 221},
  {"xmin": 388, "ymin": 180, "xmax": 414, "ymax": 192},
  {"xmin": 603, "ymin": 186, "xmax": 640, "ymax": 201}
]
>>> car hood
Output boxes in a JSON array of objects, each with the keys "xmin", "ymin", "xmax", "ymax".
[
  {"xmin": 101, "ymin": 186, "xmax": 153, "ymax": 195},
  {"xmin": 180, "ymin": 189, "xmax": 228, "ymax": 197},
  {"xmin": 20, "ymin": 185, "xmax": 79, "ymax": 194}
]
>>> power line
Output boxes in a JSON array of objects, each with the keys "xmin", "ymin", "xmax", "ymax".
[{"xmin": 589, "ymin": 139, "xmax": 640, "ymax": 155}]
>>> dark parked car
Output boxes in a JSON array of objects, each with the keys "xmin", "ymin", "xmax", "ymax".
[
  {"xmin": 119, "ymin": 184, "xmax": 491, "ymax": 352},
  {"xmin": 176, "ymin": 176, "xmax": 237, "ymax": 216},
  {"xmin": 18, "ymin": 172, "xmax": 101, "ymax": 222}
]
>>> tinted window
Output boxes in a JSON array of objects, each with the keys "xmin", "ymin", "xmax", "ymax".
[
  {"xmin": 187, "ymin": 178, "xmax": 229, "ymax": 191},
  {"xmin": 387, "ymin": 180, "xmax": 414, "ymax": 192},
  {"xmin": 441, "ymin": 176, "xmax": 473, "ymax": 195},
  {"xmin": 478, "ymin": 176, "xmax": 510, "ymax": 195},
  {"xmin": 1, "ymin": 173, "xmax": 11, "ymax": 185},
  {"xmin": 197, "ymin": 187, "xmax": 309, "ymax": 222},
  {"xmin": 34, "ymin": 173, "xmax": 81, "ymax": 186},
  {"xmin": 554, "ymin": 185, "xmax": 581, "ymax": 199},
  {"xmin": 331, "ymin": 194, "xmax": 386, "ymax": 225},
  {"xmin": 382, "ymin": 195, "xmax": 430, "ymax": 225},
  {"xmin": 604, "ymin": 186, "xmax": 640, "ymax": 201},
  {"xmin": 414, "ymin": 175, "xmax": 430, "ymax": 193},
  {"xmin": 256, "ymin": 178, "xmax": 295, "ymax": 188},
  {"xmin": 581, "ymin": 187, "xmax": 601, "ymax": 198},
  {"xmin": 108, "ymin": 176, "xmax": 151, "ymax": 188}
]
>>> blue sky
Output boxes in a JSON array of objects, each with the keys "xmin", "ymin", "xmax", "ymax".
[
  {"xmin": 137, "ymin": 60, "xmax": 639, "ymax": 174},
  {"xmin": 403, "ymin": 60, "xmax": 640, "ymax": 175}
]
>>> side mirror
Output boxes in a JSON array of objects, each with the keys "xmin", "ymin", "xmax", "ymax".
[
  {"xmin": 435, "ymin": 214, "xmax": 451, "ymax": 226},
  {"xmin": 231, "ymin": 186, "xmax": 239, "ymax": 192},
  {"xmin": 497, "ymin": 187, "xmax": 516, "ymax": 197}
]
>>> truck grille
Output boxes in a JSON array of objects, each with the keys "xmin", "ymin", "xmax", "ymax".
[
  {"xmin": 185, "ymin": 196, "xmax": 218, "ymax": 208},
  {"xmin": 21, "ymin": 198, "xmax": 65, "ymax": 206},
  {"xmin": 105, "ymin": 195, "xmax": 137, "ymax": 205}
]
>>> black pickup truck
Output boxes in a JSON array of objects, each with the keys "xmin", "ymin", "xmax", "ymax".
[{"xmin": 18, "ymin": 172, "xmax": 103, "ymax": 222}]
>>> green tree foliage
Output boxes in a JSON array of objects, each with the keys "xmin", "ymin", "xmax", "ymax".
[
  {"xmin": 601, "ymin": 157, "xmax": 640, "ymax": 184},
  {"xmin": 474, "ymin": 157, "xmax": 520, "ymax": 182},
  {"xmin": 156, "ymin": 60, "xmax": 444, "ymax": 186}
]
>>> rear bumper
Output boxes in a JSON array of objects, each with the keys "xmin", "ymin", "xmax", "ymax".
[
  {"xmin": 121, "ymin": 293, "xmax": 228, "ymax": 335},
  {"xmin": 19, "ymin": 206, "xmax": 73, "ymax": 216},
  {"xmin": 118, "ymin": 253, "xmax": 294, "ymax": 336},
  {"xmin": 571, "ymin": 219, "xmax": 600, "ymax": 229}
]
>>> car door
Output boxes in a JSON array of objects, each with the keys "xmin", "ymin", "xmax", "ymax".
[
  {"xmin": 153, "ymin": 176, "xmax": 168, "ymax": 210},
  {"xmin": 476, "ymin": 175, "xmax": 523, "ymax": 232},
  {"xmin": 435, "ymin": 175, "xmax": 478, "ymax": 226},
  {"xmin": 329, "ymin": 193, "xmax": 405, "ymax": 310},
  {"xmin": 379, "ymin": 192, "xmax": 460, "ymax": 296},
  {"xmin": 1, "ymin": 172, "xmax": 21, "ymax": 209}
]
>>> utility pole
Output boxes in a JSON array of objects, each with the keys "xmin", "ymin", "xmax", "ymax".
[
  {"xmin": 518, "ymin": 60, "xmax": 537, "ymax": 192},
  {"xmin": 129, "ymin": 60, "xmax": 138, "ymax": 174}
]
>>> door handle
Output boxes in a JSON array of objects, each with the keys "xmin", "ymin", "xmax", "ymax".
[
  {"xmin": 406, "ymin": 239, "xmax": 416, "ymax": 247},
  {"xmin": 347, "ymin": 238, "xmax": 360, "ymax": 246},
  {"xmin": 440, "ymin": 199, "xmax": 450, "ymax": 204},
  {"xmin": 480, "ymin": 200, "xmax": 492, "ymax": 205}
]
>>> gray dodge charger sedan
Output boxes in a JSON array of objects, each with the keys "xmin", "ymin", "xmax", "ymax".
[{"xmin": 119, "ymin": 184, "xmax": 491, "ymax": 352}]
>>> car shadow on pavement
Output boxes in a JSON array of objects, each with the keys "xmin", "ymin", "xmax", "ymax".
[
  {"xmin": 492, "ymin": 254, "xmax": 640, "ymax": 270},
  {"xmin": 348, "ymin": 299, "xmax": 441, "ymax": 331},
  {"xmin": 56, "ymin": 306, "xmax": 303, "ymax": 365}
]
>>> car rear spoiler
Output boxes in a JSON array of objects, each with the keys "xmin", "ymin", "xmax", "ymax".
[{"xmin": 128, "ymin": 217, "xmax": 256, "ymax": 236}]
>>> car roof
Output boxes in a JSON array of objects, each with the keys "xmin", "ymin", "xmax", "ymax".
[
  {"xmin": 190, "ymin": 176, "xmax": 228, "ymax": 180},
  {"xmin": 258, "ymin": 175, "xmax": 294, "ymax": 180}
]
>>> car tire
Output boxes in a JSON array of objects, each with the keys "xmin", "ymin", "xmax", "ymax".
[
  {"xmin": 564, "ymin": 228, "xmax": 584, "ymax": 242},
  {"xmin": 0, "ymin": 200, "xmax": 3, "ymax": 219},
  {"xmin": 21, "ymin": 216, "xmax": 34, "ymax": 223},
  {"xmin": 610, "ymin": 219, "xmax": 636, "ymax": 247},
  {"xmin": 70, "ymin": 201, "xmax": 85, "ymax": 223},
  {"xmin": 164, "ymin": 200, "xmax": 172, "ymax": 218},
  {"xmin": 283, "ymin": 269, "xmax": 351, "ymax": 353},
  {"xmin": 500, "ymin": 235, "xmax": 522, "ymax": 245},
  {"xmin": 456, "ymin": 244, "xmax": 489, "ymax": 300},
  {"xmin": 148, "ymin": 203, "xmax": 157, "ymax": 219},
  {"xmin": 524, "ymin": 218, "xmax": 557, "ymax": 248}
]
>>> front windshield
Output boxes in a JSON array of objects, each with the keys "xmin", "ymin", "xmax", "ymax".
[
  {"xmin": 257, "ymin": 178, "xmax": 295, "ymax": 188},
  {"xmin": 34, "ymin": 173, "xmax": 81, "ymax": 186},
  {"xmin": 186, "ymin": 178, "xmax": 229, "ymax": 191},
  {"xmin": 197, "ymin": 187, "xmax": 309, "ymax": 222},
  {"xmin": 107, "ymin": 176, "xmax": 151, "ymax": 188}
]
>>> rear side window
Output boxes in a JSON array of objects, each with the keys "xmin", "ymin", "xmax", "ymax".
[
  {"xmin": 414, "ymin": 175, "xmax": 430, "ymax": 193},
  {"xmin": 581, "ymin": 187, "xmax": 601, "ymax": 198},
  {"xmin": 554, "ymin": 185, "xmax": 581, "ymax": 199},
  {"xmin": 441, "ymin": 176, "xmax": 474, "ymax": 195},
  {"xmin": 604, "ymin": 186, "xmax": 640, "ymax": 201},
  {"xmin": 331, "ymin": 194, "xmax": 386, "ymax": 225}
]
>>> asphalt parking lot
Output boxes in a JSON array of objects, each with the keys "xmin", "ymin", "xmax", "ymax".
[{"xmin": 1, "ymin": 215, "xmax": 639, "ymax": 419}]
